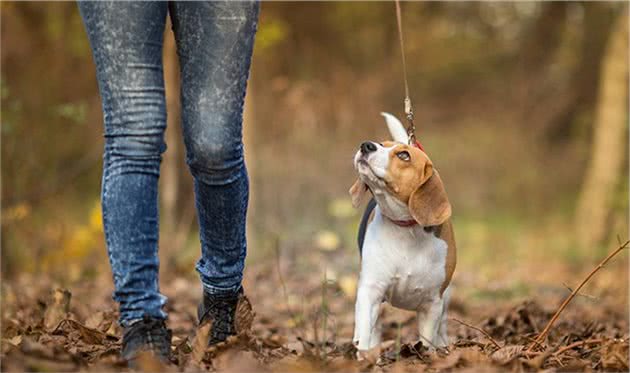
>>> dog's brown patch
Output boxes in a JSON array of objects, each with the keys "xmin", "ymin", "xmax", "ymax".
[
  {"xmin": 383, "ymin": 143, "xmax": 433, "ymax": 202},
  {"xmin": 408, "ymin": 171, "xmax": 451, "ymax": 227},
  {"xmin": 436, "ymin": 220, "xmax": 457, "ymax": 296},
  {"xmin": 383, "ymin": 144, "xmax": 451, "ymax": 227}
]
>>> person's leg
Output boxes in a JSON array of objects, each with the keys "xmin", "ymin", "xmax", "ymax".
[
  {"xmin": 168, "ymin": 1, "xmax": 259, "ymax": 345},
  {"xmin": 169, "ymin": 1, "xmax": 259, "ymax": 295},
  {"xmin": 78, "ymin": 1, "xmax": 169, "ymax": 327}
]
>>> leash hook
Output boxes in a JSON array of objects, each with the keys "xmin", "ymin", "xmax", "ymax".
[{"xmin": 404, "ymin": 97, "xmax": 416, "ymax": 145}]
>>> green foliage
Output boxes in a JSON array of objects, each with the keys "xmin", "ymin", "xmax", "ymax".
[
  {"xmin": 55, "ymin": 101, "xmax": 88, "ymax": 124},
  {"xmin": 255, "ymin": 18, "xmax": 288, "ymax": 54}
]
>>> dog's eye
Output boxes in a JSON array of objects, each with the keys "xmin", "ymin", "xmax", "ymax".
[{"xmin": 396, "ymin": 151, "xmax": 410, "ymax": 161}]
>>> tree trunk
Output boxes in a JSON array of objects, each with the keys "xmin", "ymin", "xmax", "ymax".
[
  {"xmin": 518, "ymin": 2, "xmax": 568, "ymax": 75},
  {"xmin": 546, "ymin": 3, "xmax": 616, "ymax": 142},
  {"xmin": 574, "ymin": 9, "xmax": 628, "ymax": 249}
]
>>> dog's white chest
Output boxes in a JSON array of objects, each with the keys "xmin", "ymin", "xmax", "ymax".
[{"xmin": 360, "ymin": 211, "xmax": 448, "ymax": 311}]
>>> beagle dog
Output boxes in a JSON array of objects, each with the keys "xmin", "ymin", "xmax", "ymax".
[{"xmin": 350, "ymin": 113, "xmax": 456, "ymax": 352}]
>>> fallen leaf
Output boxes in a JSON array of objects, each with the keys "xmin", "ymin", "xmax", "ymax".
[
  {"xmin": 286, "ymin": 340, "xmax": 304, "ymax": 355},
  {"xmin": 524, "ymin": 349, "xmax": 552, "ymax": 370},
  {"xmin": 105, "ymin": 319, "xmax": 121, "ymax": 338},
  {"xmin": 43, "ymin": 289, "xmax": 71, "ymax": 331},
  {"xmin": 6, "ymin": 335, "xmax": 22, "ymax": 347},
  {"xmin": 262, "ymin": 334, "xmax": 287, "ymax": 349},
  {"xmin": 235, "ymin": 294, "xmax": 255, "ymax": 335},
  {"xmin": 192, "ymin": 321, "xmax": 211, "ymax": 363},
  {"xmin": 173, "ymin": 336, "xmax": 192, "ymax": 366},
  {"xmin": 53, "ymin": 319, "xmax": 108, "ymax": 345},
  {"xmin": 490, "ymin": 345, "xmax": 523, "ymax": 365},
  {"xmin": 601, "ymin": 340, "xmax": 629, "ymax": 371}
]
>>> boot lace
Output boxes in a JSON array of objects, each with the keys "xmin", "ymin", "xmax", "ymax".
[{"xmin": 198, "ymin": 290, "xmax": 240, "ymax": 345}]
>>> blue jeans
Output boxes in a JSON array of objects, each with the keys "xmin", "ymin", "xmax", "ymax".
[{"xmin": 78, "ymin": 1, "xmax": 259, "ymax": 327}]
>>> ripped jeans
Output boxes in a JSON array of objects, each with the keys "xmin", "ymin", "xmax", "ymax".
[{"xmin": 78, "ymin": 1, "xmax": 259, "ymax": 326}]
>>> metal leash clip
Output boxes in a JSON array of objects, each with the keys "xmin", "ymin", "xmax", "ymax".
[{"xmin": 404, "ymin": 97, "xmax": 416, "ymax": 145}]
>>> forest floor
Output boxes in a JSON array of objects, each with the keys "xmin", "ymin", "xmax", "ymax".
[{"xmin": 2, "ymin": 244, "xmax": 629, "ymax": 372}]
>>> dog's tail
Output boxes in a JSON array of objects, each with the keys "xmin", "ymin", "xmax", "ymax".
[{"xmin": 357, "ymin": 198, "xmax": 377, "ymax": 256}]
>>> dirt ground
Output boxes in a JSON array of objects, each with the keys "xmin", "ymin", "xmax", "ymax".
[{"xmin": 1, "ymin": 246, "xmax": 628, "ymax": 373}]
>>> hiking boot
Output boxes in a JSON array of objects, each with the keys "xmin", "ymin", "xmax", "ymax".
[
  {"xmin": 121, "ymin": 315, "xmax": 172, "ymax": 365},
  {"xmin": 197, "ymin": 287, "xmax": 243, "ymax": 345}
]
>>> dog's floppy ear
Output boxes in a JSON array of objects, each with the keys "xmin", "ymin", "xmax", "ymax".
[
  {"xmin": 381, "ymin": 112, "xmax": 409, "ymax": 144},
  {"xmin": 408, "ymin": 168, "xmax": 451, "ymax": 226},
  {"xmin": 349, "ymin": 179, "xmax": 370, "ymax": 208}
]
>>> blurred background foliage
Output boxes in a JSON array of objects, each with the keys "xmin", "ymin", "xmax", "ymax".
[{"xmin": 1, "ymin": 2, "xmax": 628, "ymax": 292}]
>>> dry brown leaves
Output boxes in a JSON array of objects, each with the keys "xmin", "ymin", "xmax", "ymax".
[{"xmin": 1, "ymin": 276, "xmax": 628, "ymax": 372}]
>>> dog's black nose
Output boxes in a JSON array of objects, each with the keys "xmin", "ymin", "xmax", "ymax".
[{"xmin": 360, "ymin": 142, "xmax": 377, "ymax": 154}]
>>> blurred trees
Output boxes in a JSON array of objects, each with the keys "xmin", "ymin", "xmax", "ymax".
[
  {"xmin": 575, "ymin": 10, "xmax": 628, "ymax": 250},
  {"xmin": 1, "ymin": 2, "xmax": 628, "ymax": 277}
]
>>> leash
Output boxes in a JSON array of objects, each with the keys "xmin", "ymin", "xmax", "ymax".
[{"xmin": 394, "ymin": 0, "xmax": 418, "ymax": 147}]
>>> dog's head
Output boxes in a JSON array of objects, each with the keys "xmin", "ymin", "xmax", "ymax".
[{"xmin": 350, "ymin": 113, "xmax": 451, "ymax": 226}]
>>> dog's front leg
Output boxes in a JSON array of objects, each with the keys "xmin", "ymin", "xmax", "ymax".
[
  {"xmin": 353, "ymin": 286, "xmax": 382, "ymax": 351},
  {"xmin": 436, "ymin": 288, "xmax": 451, "ymax": 347},
  {"xmin": 417, "ymin": 297, "xmax": 445, "ymax": 348}
]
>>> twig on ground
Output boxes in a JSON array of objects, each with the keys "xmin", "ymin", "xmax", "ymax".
[
  {"xmin": 552, "ymin": 354, "xmax": 565, "ymax": 367},
  {"xmin": 553, "ymin": 338, "xmax": 605, "ymax": 357},
  {"xmin": 450, "ymin": 317, "xmax": 501, "ymax": 349},
  {"xmin": 613, "ymin": 352, "xmax": 629, "ymax": 370},
  {"xmin": 524, "ymin": 335, "xmax": 544, "ymax": 348},
  {"xmin": 527, "ymin": 240, "xmax": 629, "ymax": 352},
  {"xmin": 320, "ymin": 269, "xmax": 329, "ymax": 362},
  {"xmin": 394, "ymin": 322, "xmax": 402, "ymax": 361}
]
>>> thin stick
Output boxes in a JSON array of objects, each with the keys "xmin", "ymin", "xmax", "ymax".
[
  {"xmin": 527, "ymin": 240, "xmax": 629, "ymax": 352},
  {"xmin": 553, "ymin": 338, "xmax": 605, "ymax": 357},
  {"xmin": 613, "ymin": 352, "xmax": 629, "ymax": 370},
  {"xmin": 450, "ymin": 317, "xmax": 501, "ymax": 349}
]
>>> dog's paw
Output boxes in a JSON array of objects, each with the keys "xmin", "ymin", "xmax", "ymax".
[
  {"xmin": 355, "ymin": 340, "xmax": 394, "ymax": 363},
  {"xmin": 356, "ymin": 348, "xmax": 379, "ymax": 363}
]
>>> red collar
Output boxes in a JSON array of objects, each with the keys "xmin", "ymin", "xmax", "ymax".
[
  {"xmin": 413, "ymin": 140, "xmax": 425, "ymax": 151},
  {"xmin": 386, "ymin": 216, "xmax": 418, "ymax": 227}
]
